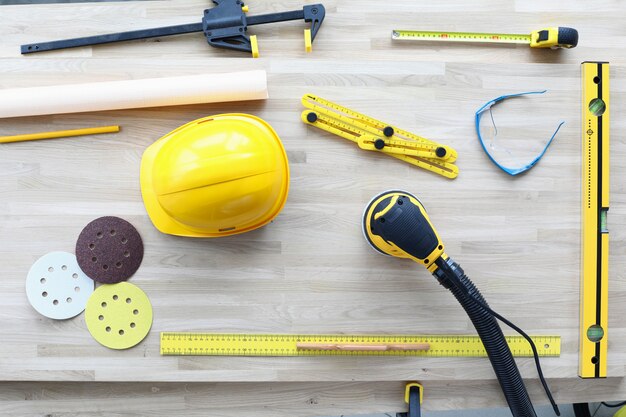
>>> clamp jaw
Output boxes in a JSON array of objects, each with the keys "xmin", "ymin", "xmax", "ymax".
[
  {"xmin": 21, "ymin": 0, "xmax": 325, "ymax": 57},
  {"xmin": 202, "ymin": 0, "xmax": 250, "ymax": 53},
  {"xmin": 396, "ymin": 383, "xmax": 423, "ymax": 417},
  {"xmin": 203, "ymin": 0, "xmax": 325, "ymax": 56}
]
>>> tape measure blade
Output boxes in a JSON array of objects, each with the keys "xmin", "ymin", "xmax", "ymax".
[{"xmin": 392, "ymin": 30, "xmax": 530, "ymax": 45}]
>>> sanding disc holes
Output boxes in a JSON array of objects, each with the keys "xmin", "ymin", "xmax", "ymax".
[
  {"xmin": 26, "ymin": 252, "xmax": 95, "ymax": 320},
  {"xmin": 96, "ymin": 294, "xmax": 141, "ymax": 338}
]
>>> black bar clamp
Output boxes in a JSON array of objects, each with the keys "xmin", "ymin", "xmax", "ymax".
[{"xmin": 21, "ymin": 0, "xmax": 325, "ymax": 57}]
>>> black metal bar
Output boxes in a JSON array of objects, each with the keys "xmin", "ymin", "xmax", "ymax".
[
  {"xmin": 246, "ymin": 9, "xmax": 304, "ymax": 26},
  {"xmin": 573, "ymin": 403, "xmax": 592, "ymax": 417},
  {"xmin": 21, "ymin": 22, "xmax": 203, "ymax": 54}
]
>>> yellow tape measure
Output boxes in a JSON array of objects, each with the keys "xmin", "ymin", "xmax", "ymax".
[
  {"xmin": 160, "ymin": 333, "xmax": 561, "ymax": 357},
  {"xmin": 392, "ymin": 27, "xmax": 578, "ymax": 49},
  {"xmin": 301, "ymin": 94, "xmax": 459, "ymax": 179},
  {"xmin": 580, "ymin": 61, "xmax": 610, "ymax": 378}
]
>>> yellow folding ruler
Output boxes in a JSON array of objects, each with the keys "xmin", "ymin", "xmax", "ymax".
[
  {"xmin": 391, "ymin": 27, "xmax": 578, "ymax": 49},
  {"xmin": 160, "ymin": 333, "xmax": 560, "ymax": 357},
  {"xmin": 580, "ymin": 61, "xmax": 610, "ymax": 378},
  {"xmin": 301, "ymin": 94, "xmax": 459, "ymax": 179}
]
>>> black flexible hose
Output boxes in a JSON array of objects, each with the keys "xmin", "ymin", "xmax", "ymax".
[{"xmin": 434, "ymin": 258, "xmax": 537, "ymax": 417}]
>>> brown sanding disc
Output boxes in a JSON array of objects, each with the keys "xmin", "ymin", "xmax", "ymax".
[{"xmin": 76, "ymin": 217, "xmax": 143, "ymax": 284}]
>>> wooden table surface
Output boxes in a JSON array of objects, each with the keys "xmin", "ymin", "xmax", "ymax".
[{"xmin": 1, "ymin": 0, "xmax": 625, "ymax": 415}]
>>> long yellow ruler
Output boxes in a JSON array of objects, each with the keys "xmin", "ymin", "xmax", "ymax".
[
  {"xmin": 580, "ymin": 61, "xmax": 610, "ymax": 378},
  {"xmin": 160, "ymin": 333, "xmax": 561, "ymax": 357},
  {"xmin": 391, "ymin": 27, "xmax": 578, "ymax": 49},
  {"xmin": 301, "ymin": 94, "xmax": 459, "ymax": 179}
]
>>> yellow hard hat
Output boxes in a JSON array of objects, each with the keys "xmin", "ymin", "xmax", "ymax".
[{"xmin": 140, "ymin": 114, "xmax": 289, "ymax": 237}]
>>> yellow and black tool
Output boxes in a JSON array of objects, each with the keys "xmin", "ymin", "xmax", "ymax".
[
  {"xmin": 160, "ymin": 332, "xmax": 560, "ymax": 357},
  {"xmin": 580, "ymin": 61, "xmax": 610, "ymax": 379},
  {"xmin": 363, "ymin": 190, "xmax": 560, "ymax": 417},
  {"xmin": 392, "ymin": 27, "xmax": 578, "ymax": 49},
  {"xmin": 301, "ymin": 94, "xmax": 458, "ymax": 178}
]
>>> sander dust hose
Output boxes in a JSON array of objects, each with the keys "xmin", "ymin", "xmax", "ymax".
[{"xmin": 434, "ymin": 258, "xmax": 537, "ymax": 417}]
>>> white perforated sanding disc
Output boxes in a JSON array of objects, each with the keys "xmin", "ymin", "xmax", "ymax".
[{"xmin": 25, "ymin": 251, "xmax": 95, "ymax": 320}]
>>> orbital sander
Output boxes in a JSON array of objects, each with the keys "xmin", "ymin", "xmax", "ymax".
[{"xmin": 362, "ymin": 190, "xmax": 559, "ymax": 417}]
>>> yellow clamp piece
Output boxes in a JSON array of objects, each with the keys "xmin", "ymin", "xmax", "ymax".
[
  {"xmin": 250, "ymin": 35, "xmax": 259, "ymax": 58},
  {"xmin": 241, "ymin": 5, "xmax": 249, "ymax": 12},
  {"xmin": 304, "ymin": 29, "xmax": 312, "ymax": 52},
  {"xmin": 530, "ymin": 27, "xmax": 578, "ymax": 49},
  {"xmin": 405, "ymin": 382, "xmax": 423, "ymax": 404}
]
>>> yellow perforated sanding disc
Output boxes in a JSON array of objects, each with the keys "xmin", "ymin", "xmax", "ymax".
[{"xmin": 85, "ymin": 282, "xmax": 152, "ymax": 349}]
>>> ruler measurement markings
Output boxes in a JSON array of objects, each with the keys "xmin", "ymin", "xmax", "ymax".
[
  {"xmin": 161, "ymin": 333, "xmax": 559, "ymax": 357},
  {"xmin": 392, "ymin": 30, "xmax": 530, "ymax": 44},
  {"xmin": 302, "ymin": 95, "xmax": 457, "ymax": 170}
]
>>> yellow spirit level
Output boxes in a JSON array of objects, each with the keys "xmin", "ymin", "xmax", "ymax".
[{"xmin": 580, "ymin": 61, "xmax": 609, "ymax": 378}]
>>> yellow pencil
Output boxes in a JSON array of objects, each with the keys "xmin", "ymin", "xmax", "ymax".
[{"xmin": 0, "ymin": 125, "xmax": 120, "ymax": 143}]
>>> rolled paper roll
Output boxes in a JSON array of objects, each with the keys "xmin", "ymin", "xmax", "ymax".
[{"xmin": 0, "ymin": 70, "xmax": 268, "ymax": 118}]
